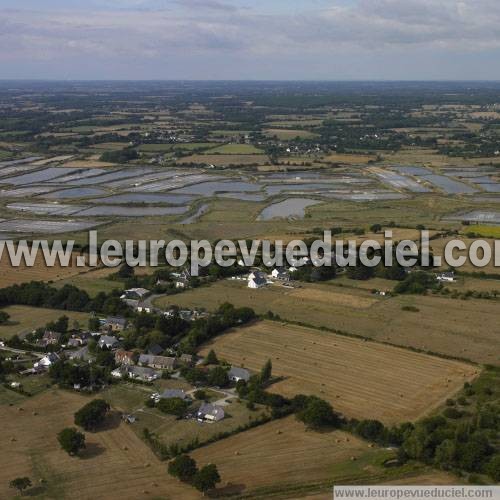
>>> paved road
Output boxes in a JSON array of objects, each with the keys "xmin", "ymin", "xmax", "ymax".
[{"xmin": 0, "ymin": 346, "xmax": 44, "ymax": 358}]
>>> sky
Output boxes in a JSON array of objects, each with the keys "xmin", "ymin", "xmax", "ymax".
[{"xmin": 1, "ymin": 0, "xmax": 500, "ymax": 80}]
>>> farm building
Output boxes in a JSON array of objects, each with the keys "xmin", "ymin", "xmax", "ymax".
[
  {"xmin": 161, "ymin": 389, "xmax": 189, "ymax": 400},
  {"xmin": 197, "ymin": 403, "xmax": 225, "ymax": 422},
  {"xmin": 228, "ymin": 366, "xmax": 251, "ymax": 383},
  {"xmin": 138, "ymin": 354, "xmax": 177, "ymax": 371}
]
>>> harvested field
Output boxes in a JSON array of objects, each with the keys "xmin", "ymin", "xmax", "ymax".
[
  {"xmin": 158, "ymin": 280, "xmax": 500, "ymax": 365},
  {"xmin": 291, "ymin": 287, "xmax": 377, "ymax": 309},
  {"xmin": 0, "ymin": 306, "xmax": 89, "ymax": 339},
  {"xmin": 0, "ymin": 390, "xmax": 198, "ymax": 500},
  {"xmin": 0, "ymin": 250, "xmax": 91, "ymax": 287},
  {"xmin": 430, "ymin": 236, "xmax": 500, "ymax": 275},
  {"xmin": 191, "ymin": 417, "xmax": 372, "ymax": 497},
  {"xmin": 199, "ymin": 321, "xmax": 478, "ymax": 423}
]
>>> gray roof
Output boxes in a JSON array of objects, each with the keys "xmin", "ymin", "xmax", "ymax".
[
  {"xmin": 161, "ymin": 389, "xmax": 187, "ymax": 400},
  {"xmin": 98, "ymin": 335, "xmax": 118, "ymax": 347},
  {"xmin": 68, "ymin": 346, "xmax": 92, "ymax": 361},
  {"xmin": 139, "ymin": 354, "xmax": 176, "ymax": 369},
  {"xmin": 198, "ymin": 403, "xmax": 225, "ymax": 419},
  {"xmin": 128, "ymin": 365, "xmax": 158, "ymax": 378},
  {"xmin": 147, "ymin": 344, "xmax": 163, "ymax": 356},
  {"xmin": 105, "ymin": 316, "xmax": 127, "ymax": 326},
  {"xmin": 228, "ymin": 366, "xmax": 250, "ymax": 381}
]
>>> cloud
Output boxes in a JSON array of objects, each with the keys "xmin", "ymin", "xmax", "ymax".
[{"xmin": 1, "ymin": 1, "xmax": 500, "ymax": 77}]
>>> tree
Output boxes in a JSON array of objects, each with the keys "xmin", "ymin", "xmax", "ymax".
[
  {"xmin": 207, "ymin": 366, "xmax": 229, "ymax": 387},
  {"xmin": 156, "ymin": 397, "xmax": 189, "ymax": 417},
  {"xmin": 0, "ymin": 310, "xmax": 10, "ymax": 325},
  {"xmin": 58, "ymin": 427, "xmax": 86, "ymax": 456},
  {"xmin": 88, "ymin": 316, "xmax": 101, "ymax": 331},
  {"xmin": 370, "ymin": 224, "xmax": 382, "ymax": 233},
  {"xmin": 168, "ymin": 454, "xmax": 198, "ymax": 482},
  {"xmin": 204, "ymin": 349, "xmax": 218, "ymax": 365},
  {"xmin": 9, "ymin": 477, "xmax": 32, "ymax": 494},
  {"xmin": 434, "ymin": 439, "xmax": 458, "ymax": 470},
  {"xmin": 355, "ymin": 420, "xmax": 386, "ymax": 442},
  {"xmin": 117, "ymin": 263, "xmax": 135, "ymax": 279},
  {"xmin": 486, "ymin": 454, "xmax": 500, "ymax": 482},
  {"xmin": 47, "ymin": 315, "xmax": 69, "ymax": 334},
  {"xmin": 194, "ymin": 389, "xmax": 207, "ymax": 401},
  {"xmin": 260, "ymin": 359, "xmax": 272, "ymax": 384},
  {"xmin": 193, "ymin": 463, "xmax": 221, "ymax": 492},
  {"xmin": 295, "ymin": 396, "xmax": 340, "ymax": 430},
  {"xmin": 74, "ymin": 399, "xmax": 110, "ymax": 431}
]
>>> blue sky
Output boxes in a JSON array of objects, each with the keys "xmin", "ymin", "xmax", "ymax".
[{"xmin": 1, "ymin": 0, "xmax": 500, "ymax": 80}]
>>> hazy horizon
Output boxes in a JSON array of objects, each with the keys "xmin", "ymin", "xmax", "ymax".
[{"xmin": 2, "ymin": 0, "xmax": 500, "ymax": 81}]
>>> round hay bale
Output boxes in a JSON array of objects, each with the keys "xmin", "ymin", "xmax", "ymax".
[{"xmin": 350, "ymin": 456, "xmax": 357, "ymax": 461}]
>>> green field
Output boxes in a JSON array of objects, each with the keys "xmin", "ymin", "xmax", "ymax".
[
  {"xmin": 0, "ymin": 306, "xmax": 90, "ymax": 339},
  {"xmin": 463, "ymin": 225, "xmax": 500, "ymax": 238},
  {"xmin": 138, "ymin": 142, "xmax": 214, "ymax": 152},
  {"xmin": 205, "ymin": 143, "xmax": 264, "ymax": 154}
]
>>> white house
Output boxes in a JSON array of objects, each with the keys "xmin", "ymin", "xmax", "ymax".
[
  {"xmin": 121, "ymin": 288, "xmax": 150, "ymax": 300},
  {"xmin": 271, "ymin": 268, "xmax": 290, "ymax": 281},
  {"xmin": 436, "ymin": 272, "xmax": 455, "ymax": 283},
  {"xmin": 248, "ymin": 271, "xmax": 267, "ymax": 289},
  {"xmin": 34, "ymin": 352, "xmax": 60, "ymax": 369}
]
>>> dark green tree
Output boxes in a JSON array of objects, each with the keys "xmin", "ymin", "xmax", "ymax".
[
  {"xmin": 295, "ymin": 396, "xmax": 340, "ymax": 429},
  {"xmin": 193, "ymin": 463, "xmax": 221, "ymax": 492},
  {"xmin": 74, "ymin": 399, "xmax": 110, "ymax": 431},
  {"xmin": 9, "ymin": 477, "xmax": 32, "ymax": 494},
  {"xmin": 204, "ymin": 349, "xmax": 219, "ymax": 365},
  {"xmin": 58, "ymin": 427, "xmax": 86, "ymax": 456},
  {"xmin": 260, "ymin": 359, "xmax": 272, "ymax": 384},
  {"xmin": 168, "ymin": 454, "xmax": 198, "ymax": 482},
  {"xmin": 156, "ymin": 397, "xmax": 189, "ymax": 417},
  {"xmin": 486, "ymin": 454, "xmax": 500, "ymax": 482},
  {"xmin": 0, "ymin": 310, "xmax": 10, "ymax": 325},
  {"xmin": 207, "ymin": 366, "xmax": 229, "ymax": 387}
]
